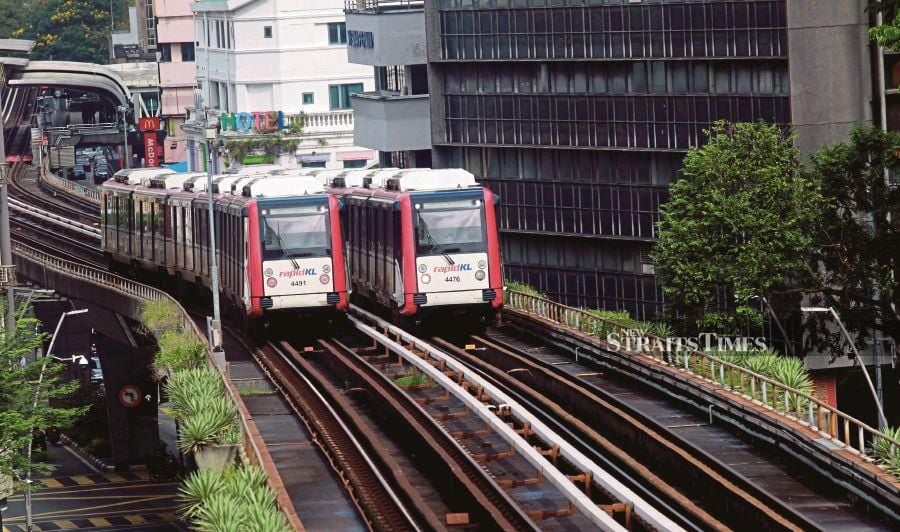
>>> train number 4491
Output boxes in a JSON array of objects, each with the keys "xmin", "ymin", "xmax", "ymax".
[{"xmin": 290, "ymin": 280, "xmax": 307, "ymax": 287}]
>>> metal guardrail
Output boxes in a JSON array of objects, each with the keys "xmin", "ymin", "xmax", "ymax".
[
  {"xmin": 10, "ymin": 241, "xmax": 300, "ymax": 527},
  {"xmin": 9, "ymin": 197, "xmax": 100, "ymax": 238},
  {"xmin": 40, "ymin": 168, "xmax": 100, "ymax": 204},
  {"xmin": 506, "ymin": 290, "xmax": 900, "ymax": 469}
]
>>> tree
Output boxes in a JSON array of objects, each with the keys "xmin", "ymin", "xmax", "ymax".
[
  {"xmin": 653, "ymin": 121, "xmax": 822, "ymax": 333},
  {"xmin": 868, "ymin": 1, "xmax": 900, "ymax": 52},
  {"xmin": 803, "ymin": 126, "xmax": 900, "ymax": 356},
  {"xmin": 16, "ymin": 0, "xmax": 112, "ymax": 63},
  {"xmin": 0, "ymin": 304, "xmax": 85, "ymax": 482}
]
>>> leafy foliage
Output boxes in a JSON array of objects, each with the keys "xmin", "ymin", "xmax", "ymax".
[
  {"xmin": 0, "ymin": 304, "xmax": 86, "ymax": 481},
  {"xmin": 154, "ymin": 331, "xmax": 206, "ymax": 373},
  {"xmin": 11, "ymin": 0, "xmax": 112, "ymax": 63},
  {"xmin": 505, "ymin": 280, "xmax": 545, "ymax": 298},
  {"xmin": 870, "ymin": 426, "xmax": 900, "ymax": 477},
  {"xmin": 179, "ymin": 466, "xmax": 290, "ymax": 531},
  {"xmin": 653, "ymin": 121, "xmax": 822, "ymax": 334},
  {"xmin": 802, "ymin": 126, "xmax": 900, "ymax": 359},
  {"xmin": 868, "ymin": 1, "xmax": 900, "ymax": 52}
]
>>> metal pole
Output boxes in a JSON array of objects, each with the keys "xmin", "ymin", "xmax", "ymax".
[
  {"xmin": 205, "ymin": 133, "xmax": 222, "ymax": 350},
  {"xmin": 23, "ymin": 309, "xmax": 87, "ymax": 531},
  {"xmin": 829, "ymin": 308, "xmax": 889, "ymax": 429},
  {"xmin": 0, "ymin": 63, "xmax": 15, "ymax": 337},
  {"xmin": 121, "ymin": 107, "xmax": 129, "ymax": 169},
  {"xmin": 761, "ymin": 296, "xmax": 793, "ymax": 356}
]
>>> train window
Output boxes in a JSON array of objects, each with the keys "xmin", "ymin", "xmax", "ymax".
[
  {"xmin": 260, "ymin": 203, "xmax": 330, "ymax": 260},
  {"xmin": 414, "ymin": 197, "xmax": 487, "ymax": 256}
]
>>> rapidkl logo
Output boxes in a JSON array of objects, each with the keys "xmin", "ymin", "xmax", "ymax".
[
  {"xmin": 433, "ymin": 264, "xmax": 472, "ymax": 274},
  {"xmin": 279, "ymin": 268, "xmax": 317, "ymax": 278}
]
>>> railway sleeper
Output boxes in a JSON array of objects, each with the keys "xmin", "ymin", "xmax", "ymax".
[{"xmin": 526, "ymin": 500, "xmax": 577, "ymax": 521}]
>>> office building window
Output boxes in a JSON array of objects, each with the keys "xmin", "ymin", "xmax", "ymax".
[
  {"xmin": 181, "ymin": 43, "xmax": 195, "ymax": 62},
  {"xmin": 343, "ymin": 159, "xmax": 366, "ymax": 169},
  {"xmin": 329, "ymin": 83, "xmax": 364, "ymax": 110},
  {"xmin": 264, "ymin": 26, "xmax": 273, "ymax": 39},
  {"xmin": 328, "ymin": 22, "xmax": 347, "ymax": 45},
  {"xmin": 302, "ymin": 92, "xmax": 314, "ymax": 104}
]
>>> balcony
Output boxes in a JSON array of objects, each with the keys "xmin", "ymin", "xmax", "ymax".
[
  {"xmin": 344, "ymin": 1, "xmax": 425, "ymax": 67},
  {"xmin": 351, "ymin": 91, "xmax": 430, "ymax": 152}
]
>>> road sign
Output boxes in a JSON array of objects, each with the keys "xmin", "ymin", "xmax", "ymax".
[{"xmin": 118, "ymin": 385, "xmax": 142, "ymax": 408}]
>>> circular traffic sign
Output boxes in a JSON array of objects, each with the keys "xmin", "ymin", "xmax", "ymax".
[{"xmin": 118, "ymin": 384, "xmax": 142, "ymax": 408}]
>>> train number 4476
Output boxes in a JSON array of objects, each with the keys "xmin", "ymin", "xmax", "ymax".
[{"xmin": 444, "ymin": 276, "xmax": 460, "ymax": 283}]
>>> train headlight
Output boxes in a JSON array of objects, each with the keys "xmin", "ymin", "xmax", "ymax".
[
  {"xmin": 265, "ymin": 267, "xmax": 274, "ymax": 277},
  {"xmin": 477, "ymin": 260, "xmax": 487, "ymax": 270},
  {"xmin": 420, "ymin": 274, "xmax": 431, "ymax": 284},
  {"xmin": 475, "ymin": 270, "xmax": 486, "ymax": 281},
  {"xmin": 418, "ymin": 264, "xmax": 427, "ymax": 273},
  {"xmin": 266, "ymin": 277, "xmax": 277, "ymax": 287},
  {"xmin": 322, "ymin": 264, "xmax": 331, "ymax": 274},
  {"xmin": 319, "ymin": 274, "xmax": 330, "ymax": 285}
]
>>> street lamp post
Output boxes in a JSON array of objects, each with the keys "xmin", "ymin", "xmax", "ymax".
[
  {"xmin": 0, "ymin": 62, "xmax": 16, "ymax": 338},
  {"xmin": 23, "ymin": 308, "xmax": 88, "ymax": 532},
  {"xmin": 801, "ymin": 306, "xmax": 889, "ymax": 429},
  {"xmin": 204, "ymin": 123, "xmax": 223, "ymax": 356},
  {"xmin": 119, "ymin": 106, "xmax": 129, "ymax": 170}
]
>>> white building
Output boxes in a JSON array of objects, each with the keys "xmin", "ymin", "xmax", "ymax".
[{"xmin": 184, "ymin": 0, "xmax": 377, "ymax": 171}]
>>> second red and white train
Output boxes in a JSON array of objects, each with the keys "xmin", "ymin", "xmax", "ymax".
[{"xmin": 98, "ymin": 165, "xmax": 503, "ymax": 329}]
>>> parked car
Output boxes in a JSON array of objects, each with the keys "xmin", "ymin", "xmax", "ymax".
[{"xmin": 93, "ymin": 155, "xmax": 111, "ymax": 183}]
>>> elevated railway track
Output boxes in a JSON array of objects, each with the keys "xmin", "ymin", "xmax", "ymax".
[{"xmin": 8, "ymin": 140, "xmax": 899, "ymax": 531}]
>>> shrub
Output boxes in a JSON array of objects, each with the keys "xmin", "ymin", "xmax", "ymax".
[
  {"xmin": 141, "ymin": 299, "xmax": 182, "ymax": 333},
  {"xmin": 179, "ymin": 466, "xmax": 290, "ymax": 532},
  {"xmin": 155, "ymin": 331, "xmax": 207, "ymax": 373},
  {"xmin": 770, "ymin": 357, "xmax": 813, "ymax": 411},
  {"xmin": 871, "ymin": 426, "xmax": 900, "ymax": 478},
  {"xmin": 195, "ymin": 492, "xmax": 245, "ymax": 531},
  {"xmin": 180, "ymin": 469, "xmax": 225, "ymax": 519},
  {"xmin": 506, "ymin": 280, "xmax": 545, "ymax": 298},
  {"xmin": 166, "ymin": 370, "xmax": 223, "ymax": 421},
  {"xmin": 177, "ymin": 397, "xmax": 238, "ymax": 454}
]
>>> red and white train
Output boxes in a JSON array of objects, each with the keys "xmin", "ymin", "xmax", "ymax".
[
  {"xmin": 330, "ymin": 168, "xmax": 504, "ymax": 325},
  {"xmin": 98, "ymin": 165, "xmax": 503, "ymax": 329},
  {"xmin": 99, "ymin": 167, "xmax": 349, "ymax": 326}
]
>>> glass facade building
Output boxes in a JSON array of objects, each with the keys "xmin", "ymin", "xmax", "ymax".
[{"xmin": 426, "ymin": 0, "xmax": 790, "ymax": 318}]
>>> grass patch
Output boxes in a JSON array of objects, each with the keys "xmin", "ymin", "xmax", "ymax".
[
  {"xmin": 394, "ymin": 372, "xmax": 430, "ymax": 387},
  {"xmin": 142, "ymin": 299, "xmax": 183, "ymax": 334}
]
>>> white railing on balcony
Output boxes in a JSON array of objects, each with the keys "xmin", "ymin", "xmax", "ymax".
[
  {"xmin": 293, "ymin": 110, "xmax": 354, "ymax": 135},
  {"xmin": 506, "ymin": 290, "xmax": 900, "ymax": 473},
  {"xmin": 345, "ymin": 0, "xmax": 423, "ymax": 13}
]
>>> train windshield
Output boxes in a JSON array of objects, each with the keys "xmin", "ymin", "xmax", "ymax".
[
  {"xmin": 415, "ymin": 197, "xmax": 486, "ymax": 255},
  {"xmin": 261, "ymin": 204, "xmax": 330, "ymax": 260}
]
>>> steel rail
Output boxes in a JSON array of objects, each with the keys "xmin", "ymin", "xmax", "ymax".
[
  {"xmin": 9, "ymin": 197, "xmax": 100, "ymax": 237},
  {"xmin": 263, "ymin": 341, "xmax": 422, "ymax": 531},
  {"xmin": 318, "ymin": 336, "xmax": 536, "ymax": 531},
  {"xmin": 350, "ymin": 305, "xmax": 680, "ymax": 531}
]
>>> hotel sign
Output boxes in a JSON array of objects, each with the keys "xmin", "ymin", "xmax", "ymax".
[{"xmin": 220, "ymin": 111, "xmax": 289, "ymax": 133}]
